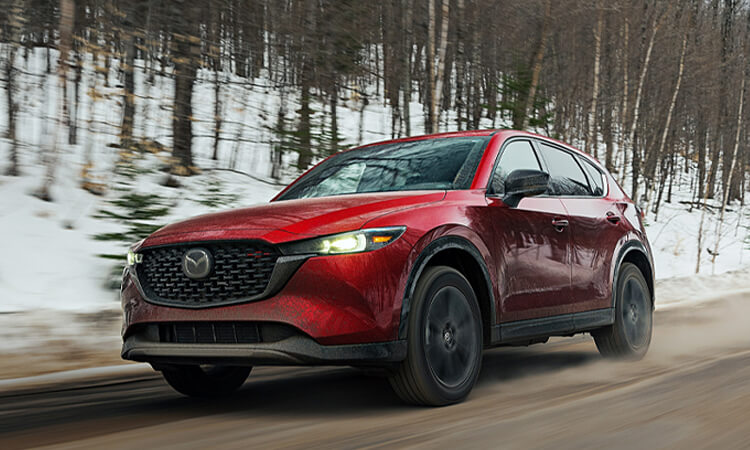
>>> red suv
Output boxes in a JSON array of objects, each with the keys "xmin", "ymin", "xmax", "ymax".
[{"xmin": 121, "ymin": 130, "xmax": 654, "ymax": 406}]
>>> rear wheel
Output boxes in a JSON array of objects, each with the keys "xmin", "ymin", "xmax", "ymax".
[
  {"xmin": 389, "ymin": 266, "xmax": 483, "ymax": 406},
  {"xmin": 594, "ymin": 262, "xmax": 652, "ymax": 359},
  {"xmin": 161, "ymin": 365, "xmax": 251, "ymax": 398}
]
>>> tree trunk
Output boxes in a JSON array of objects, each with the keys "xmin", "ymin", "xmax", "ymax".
[
  {"xmin": 627, "ymin": 16, "xmax": 660, "ymax": 200},
  {"xmin": 425, "ymin": 0, "xmax": 436, "ymax": 133},
  {"xmin": 120, "ymin": 30, "xmax": 136, "ymax": 154},
  {"xmin": 454, "ymin": 0, "xmax": 466, "ymax": 131},
  {"xmin": 653, "ymin": 155, "xmax": 668, "ymax": 221},
  {"xmin": 296, "ymin": 75, "xmax": 313, "ymax": 170},
  {"xmin": 69, "ymin": 49, "xmax": 81, "ymax": 145},
  {"xmin": 711, "ymin": 75, "xmax": 746, "ymax": 272},
  {"xmin": 666, "ymin": 144, "xmax": 676, "ymax": 204},
  {"xmin": 329, "ymin": 84, "xmax": 339, "ymax": 156},
  {"xmin": 431, "ymin": 0, "xmax": 450, "ymax": 133},
  {"xmin": 35, "ymin": 0, "xmax": 74, "ymax": 201},
  {"xmin": 586, "ymin": 2, "xmax": 604, "ymax": 158},
  {"xmin": 358, "ymin": 93, "xmax": 368, "ymax": 146},
  {"xmin": 296, "ymin": 0, "xmax": 315, "ymax": 170},
  {"xmin": 618, "ymin": 19, "xmax": 629, "ymax": 182},
  {"xmin": 696, "ymin": 155, "xmax": 714, "ymax": 273},
  {"xmin": 631, "ymin": 132, "xmax": 641, "ymax": 201},
  {"xmin": 402, "ymin": 0, "xmax": 413, "ymax": 136},
  {"xmin": 212, "ymin": 70, "xmax": 222, "ymax": 161},
  {"xmin": 271, "ymin": 86, "xmax": 287, "ymax": 181},
  {"xmin": 469, "ymin": 6, "xmax": 482, "ymax": 130},
  {"xmin": 603, "ymin": 109, "xmax": 615, "ymax": 170},
  {"xmin": 696, "ymin": 125, "xmax": 707, "ymax": 200},
  {"xmin": 648, "ymin": 34, "xmax": 687, "ymax": 217},
  {"xmin": 4, "ymin": 0, "xmax": 21, "ymax": 176},
  {"xmin": 519, "ymin": 0, "xmax": 552, "ymax": 130},
  {"xmin": 171, "ymin": 6, "xmax": 200, "ymax": 175}
]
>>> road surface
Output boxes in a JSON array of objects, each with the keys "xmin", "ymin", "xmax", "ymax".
[{"xmin": 1, "ymin": 293, "xmax": 749, "ymax": 449}]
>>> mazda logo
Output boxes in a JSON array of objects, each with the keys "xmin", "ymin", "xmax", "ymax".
[{"xmin": 182, "ymin": 248, "xmax": 213, "ymax": 280}]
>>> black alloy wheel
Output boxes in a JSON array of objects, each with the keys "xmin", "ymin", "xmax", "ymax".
[
  {"xmin": 389, "ymin": 266, "xmax": 483, "ymax": 406},
  {"xmin": 594, "ymin": 262, "xmax": 653, "ymax": 359}
]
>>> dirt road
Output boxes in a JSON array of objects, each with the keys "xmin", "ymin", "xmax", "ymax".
[{"xmin": 1, "ymin": 293, "xmax": 749, "ymax": 449}]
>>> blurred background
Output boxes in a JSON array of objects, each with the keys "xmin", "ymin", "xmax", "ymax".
[{"xmin": 1, "ymin": 1, "xmax": 750, "ymax": 447}]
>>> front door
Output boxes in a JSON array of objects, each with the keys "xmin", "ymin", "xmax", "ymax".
[{"xmin": 484, "ymin": 139, "xmax": 572, "ymax": 323}]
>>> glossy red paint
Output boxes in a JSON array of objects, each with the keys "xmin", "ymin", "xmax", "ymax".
[
  {"xmin": 121, "ymin": 130, "xmax": 652, "ymax": 351},
  {"xmin": 142, "ymin": 191, "xmax": 444, "ymax": 247},
  {"xmin": 123, "ymin": 234, "xmax": 415, "ymax": 344}
]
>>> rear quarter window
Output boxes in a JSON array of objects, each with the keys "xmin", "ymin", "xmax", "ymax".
[
  {"xmin": 580, "ymin": 158, "xmax": 606, "ymax": 196},
  {"xmin": 538, "ymin": 143, "xmax": 592, "ymax": 196}
]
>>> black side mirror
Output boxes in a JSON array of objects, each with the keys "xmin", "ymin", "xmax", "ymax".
[{"xmin": 503, "ymin": 169, "xmax": 549, "ymax": 207}]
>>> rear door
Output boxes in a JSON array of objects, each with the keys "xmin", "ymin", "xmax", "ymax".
[
  {"xmin": 535, "ymin": 140, "xmax": 620, "ymax": 313},
  {"xmin": 484, "ymin": 138, "xmax": 572, "ymax": 323}
]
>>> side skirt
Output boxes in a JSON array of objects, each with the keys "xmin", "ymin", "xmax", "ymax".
[{"xmin": 490, "ymin": 308, "xmax": 615, "ymax": 345}]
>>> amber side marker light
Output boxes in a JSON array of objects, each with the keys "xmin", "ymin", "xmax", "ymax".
[{"xmin": 372, "ymin": 235, "xmax": 393, "ymax": 244}]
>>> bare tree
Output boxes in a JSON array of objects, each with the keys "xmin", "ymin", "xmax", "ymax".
[
  {"xmin": 711, "ymin": 72, "xmax": 745, "ymax": 272},
  {"xmin": 3, "ymin": 0, "xmax": 23, "ymax": 176},
  {"xmin": 585, "ymin": 0, "xmax": 604, "ymax": 158},
  {"xmin": 170, "ymin": 2, "xmax": 201, "ymax": 175},
  {"xmin": 519, "ymin": 0, "xmax": 552, "ymax": 130},
  {"xmin": 34, "ymin": 0, "xmax": 74, "ymax": 201}
]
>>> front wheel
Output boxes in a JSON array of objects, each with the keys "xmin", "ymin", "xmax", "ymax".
[
  {"xmin": 593, "ymin": 262, "xmax": 653, "ymax": 359},
  {"xmin": 389, "ymin": 266, "xmax": 483, "ymax": 406},
  {"xmin": 161, "ymin": 365, "xmax": 251, "ymax": 398}
]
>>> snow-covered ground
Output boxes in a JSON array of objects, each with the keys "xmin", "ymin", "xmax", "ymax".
[{"xmin": 1, "ymin": 48, "xmax": 750, "ymax": 315}]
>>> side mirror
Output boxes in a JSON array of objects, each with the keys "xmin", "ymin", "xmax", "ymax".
[{"xmin": 503, "ymin": 169, "xmax": 549, "ymax": 207}]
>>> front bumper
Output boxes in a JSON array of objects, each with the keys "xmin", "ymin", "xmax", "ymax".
[
  {"xmin": 122, "ymin": 325, "xmax": 406, "ymax": 366},
  {"xmin": 121, "ymin": 237, "xmax": 414, "ymax": 349}
]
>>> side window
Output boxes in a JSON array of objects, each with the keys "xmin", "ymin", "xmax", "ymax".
[
  {"xmin": 538, "ymin": 143, "xmax": 591, "ymax": 196},
  {"xmin": 580, "ymin": 158, "xmax": 605, "ymax": 196},
  {"xmin": 490, "ymin": 140, "xmax": 541, "ymax": 195}
]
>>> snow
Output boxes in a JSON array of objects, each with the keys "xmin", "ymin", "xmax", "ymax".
[{"xmin": 1, "ymin": 47, "xmax": 749, "ymax": 315}]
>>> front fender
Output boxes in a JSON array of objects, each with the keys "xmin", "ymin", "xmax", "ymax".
[{"xmin": 397, "ymin": 228, "xmax": 496, "ymax": 340}]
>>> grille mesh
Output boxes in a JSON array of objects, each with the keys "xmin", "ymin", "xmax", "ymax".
[
  {"xmin": 159, "ymin": 322, "xmax": 261, "ymax": 344},
  {"xmin": 136, "ymin": 242, "xmax": 278, "ymax": 307}
]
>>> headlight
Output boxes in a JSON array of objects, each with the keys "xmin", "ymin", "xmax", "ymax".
[
  {"xmin": 127, "ymin": 249, "xmax": 143, "ymax": 266},
  {"xmin": 279, "ymin": 227, "xmax": 406, "ymax": 256},
  {"xmin": 127, "ymin": 240, "xmax": 144, "ymax": 266}
]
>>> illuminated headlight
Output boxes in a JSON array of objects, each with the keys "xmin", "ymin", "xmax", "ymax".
[
  {"xmin": 279, "ymin": 227, "xmax": 406, "ymax": 256},
  {"xmin": 127, "ymin": 240, "xmax": 144, "ymax": 266},
  {"xmin": 127, "ymin": 249, "xmax": 143, "ymax": 266}
]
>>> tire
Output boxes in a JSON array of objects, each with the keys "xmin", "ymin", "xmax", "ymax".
[
  {"xmin": 593, "ymin": 262, "xmax": 653, "ymax": 359},
  {"xmin": 161, "ymin": 365, "xmax": 251, "ymax": 398},
  {"xmin": 389, "ymin": 266, "xmax": 483, "ymax": 406}
]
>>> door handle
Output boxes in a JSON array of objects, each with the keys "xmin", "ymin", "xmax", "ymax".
[
  {"xmin": 606, "ymin": 211, "xmax": 621, "ymax": 224},
  {"xmin": 552, "ymin": 218, "xmax": 569, "ymax": 232}
]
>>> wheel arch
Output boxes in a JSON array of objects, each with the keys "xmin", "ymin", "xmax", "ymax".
[
  {"xmin": 399, "ymin": 235, "xmax": 495, "ymax": 343},
  {"xmin": 612, "ymin": 240, "xmax": 655, "ymax": 309}
]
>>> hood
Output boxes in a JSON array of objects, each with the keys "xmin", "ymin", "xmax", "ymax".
[{"xmin": 143, "ymin": 191, "xmax": 445, "ymax": 246}]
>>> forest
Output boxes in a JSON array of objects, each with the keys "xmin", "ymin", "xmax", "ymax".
[{"xmin": 1, "ymin": 0, "xmax": 749, "ymax": 223}]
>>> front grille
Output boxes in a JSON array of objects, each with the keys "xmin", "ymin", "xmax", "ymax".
[
  {"xmin": 159, "ymin": 322, "xmax": 261, "ymax": 344},
  {"xmin": 136, "ymin": 241, "xmax": 279, "ymax": 307}
]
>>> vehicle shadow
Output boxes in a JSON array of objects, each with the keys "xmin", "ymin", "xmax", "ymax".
[
  {"xmin": 0, "ymin": 345, "xmax": 603, "ymax": 447},
  {"xmin": 186, "ymin": 345, "xmax": 602, "ymax": 416}
]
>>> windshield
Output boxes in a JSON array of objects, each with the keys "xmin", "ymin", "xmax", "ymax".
[{"xmin": 276, "ymin": 136, "xmax": 491, "ymax": 201}]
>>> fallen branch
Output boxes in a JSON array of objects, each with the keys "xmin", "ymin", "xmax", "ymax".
[{"xmin": 679, "ymin": 200, "xmax": 733, "ymax": 213}]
